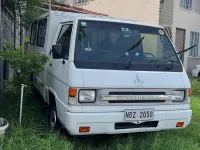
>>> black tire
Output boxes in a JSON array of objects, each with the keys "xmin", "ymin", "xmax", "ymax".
[
  {"xmin": 30, "ymin": 73, "xmax": 37, "ymax": 99},
  {"xmin": 30, "ymin": 73, "xmax": 34, "ymax": 82},
  {"xmin": 32, "ymin": 86, "xmax": 36, "ymax": 98},
  {"xmin": 32, "ymin": 86, "xmax": 40, "ymax": 100},
  {"xmin": 49, "ymin": 104, "xmax": 60, "ymax": 131},
  {"xmin": 198, "ymin": 72, "xmax": 200, "ymax": 81}
]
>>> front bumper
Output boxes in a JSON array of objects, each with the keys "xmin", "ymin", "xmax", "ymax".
[{"xmin": 64, "ymin": 109, "xmax": 192, "ymax": 135}]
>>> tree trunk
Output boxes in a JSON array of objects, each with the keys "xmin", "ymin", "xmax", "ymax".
[
  {"xmin": 20, "ymin": 22, "xmax": 23, "ymax": 46},
  {"xmin": 19, "ymin": 11, "xmax": 23, "ymax": 46},
  {"xmin": 14, "ymin": 8, "xmax": 17, "ymax": 49},
  {"xmin": 17, "ymin": 0, "xmax": 23, "ymax": 46}
]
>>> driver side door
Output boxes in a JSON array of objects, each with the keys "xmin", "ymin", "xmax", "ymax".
[{"xmin": 46, "ymin": 22, "xmax": 73, "ymax": 123}]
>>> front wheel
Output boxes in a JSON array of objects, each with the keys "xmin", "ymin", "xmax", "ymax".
[{"xmin": 49, "ymin": 104, "xmax": 60, "ymax": 131}]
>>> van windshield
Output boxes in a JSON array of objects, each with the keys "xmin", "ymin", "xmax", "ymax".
[{"xmin": 74, "ymin": 20, "xmax": 182, "ymax": 72}]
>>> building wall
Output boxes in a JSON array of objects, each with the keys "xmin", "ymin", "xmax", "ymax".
[
  {"xmin": 159, "ymin": 0, "xmax": 174, "ymax": 26},
  {"xmin": 194, "ymin": 0, "xmax": 200, "ymax": 14},
  {"xmin": 172, "ymin": 0, "xmax": 200, "ymax": 74},
  {"xmin": 56, "ymin": 0, "xmax": 160, "ymax": 25}
]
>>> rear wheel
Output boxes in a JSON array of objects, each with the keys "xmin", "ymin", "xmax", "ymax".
[
  {"xmin": 32, "ymin": 86, "xmax": 36, "ymax": 99},
  {"xmin": 32, "ymin": 86, "xmax": 41, "ymax": 100},
  {"xmin": 30, "ymin": 73, "xmax": 38, "ymax": 99},
  {"xmin": 198, "ymin": 72, "xmax": 200, "ymax": 81}
]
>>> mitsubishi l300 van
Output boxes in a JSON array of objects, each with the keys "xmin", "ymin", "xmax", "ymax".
[{"xmin": 30, "ymin": 11, "xmax": 192, "ymax": 135}]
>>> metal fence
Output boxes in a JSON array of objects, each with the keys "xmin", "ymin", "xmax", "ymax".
[
  {"xmin": 1, "ymin": 8, "xmax": 14, "ymax": 45},
  {"xmin": 0, "ymin": 6, "xmax": 15, "ymax": 94}
]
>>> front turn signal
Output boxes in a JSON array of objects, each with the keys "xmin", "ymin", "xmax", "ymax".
[
  {"xmin": 188, "ymin": 89, "xmax": 192, "ymax": 97},
  {"xmin": 69, "ymin": 88, "xmax": 77, "ymax": 97}
]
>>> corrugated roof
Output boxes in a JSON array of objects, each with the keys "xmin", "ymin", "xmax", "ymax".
[{"xmin": 42, "ymin": 3, "xmax": 108, "ymax": 16}]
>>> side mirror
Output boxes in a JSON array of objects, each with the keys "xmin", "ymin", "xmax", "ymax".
[{"xmin": 52, "ymin": 44, "xmax": 62, "ymax": 59}]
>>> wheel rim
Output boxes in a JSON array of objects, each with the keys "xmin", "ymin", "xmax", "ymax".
[{"xmin": 50, "ymin": 107, "xmax": 57, "ymax": 130}]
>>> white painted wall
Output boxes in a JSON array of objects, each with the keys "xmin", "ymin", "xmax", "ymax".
[{"xmin": 172, "ymin": 0, "xmax": 200, "ymax": 73}]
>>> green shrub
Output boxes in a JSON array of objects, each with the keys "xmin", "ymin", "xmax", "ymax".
[{"xmin": 0, "ymin": 39, "xmax": 48, "ymax": 99}]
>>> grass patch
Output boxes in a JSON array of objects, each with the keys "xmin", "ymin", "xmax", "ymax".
[
  {"xmin": 0, "ymin": 80, "xmax": 200, "ymax": 150},
  {"xmin": 190, "ymin": 78, "xmax": 200, "ymax": 96}
]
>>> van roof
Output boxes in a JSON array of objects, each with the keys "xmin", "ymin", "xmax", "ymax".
[{"xmin": 39, "ymin": 10, "xmax": 162, "ymax": 29}]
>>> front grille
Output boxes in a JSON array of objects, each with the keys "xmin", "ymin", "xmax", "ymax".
[
  {"xmin": 106, "ymin": 92, "xmax": 167, "ymax": 103},
  {"xmin": 108, "ymin": 100, "xmax": 165, "ymax": 103},
  {"xmin": 115, "ymin": 121, "xmax": 158, "ymax": 130},
  {"xmin": 109, "ymin": 92, "xmax": 166, "ymax": 95}
]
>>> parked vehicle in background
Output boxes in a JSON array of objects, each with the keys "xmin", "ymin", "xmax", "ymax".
[
  {"xmin": 30, "ymin": 10, "xmax": 192, "ymax": 136},
  {"xmin": 192, "ymin": 65, "xmax": 200, "ymax": 78}
]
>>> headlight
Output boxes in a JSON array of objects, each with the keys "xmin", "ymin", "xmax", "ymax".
[
  {"xmin": 79, "ymin": 90, "xmax": 96, "ymax": 103},
  {"xmin": 172, "ymin": 91, "xmax": 184, "ymax": 102}
]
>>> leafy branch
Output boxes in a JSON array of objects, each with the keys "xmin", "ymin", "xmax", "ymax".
[{"xmin": 0, "ymin": 38, "xmax": 48, "ymax": 99}]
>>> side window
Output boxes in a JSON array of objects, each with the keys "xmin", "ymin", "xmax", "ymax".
[
  {"xmin": 30, "ymin": 21, "xmax": 38, "ymax": 45},
  {"xmin": 36, "ymin": 18, "xmax": 47, "ymax": 47},
  {"xmin": 56, "ymin": 24, "xmax": 73, "ymax": 59}
]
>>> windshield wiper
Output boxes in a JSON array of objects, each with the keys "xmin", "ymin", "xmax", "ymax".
[
  {"xmin": 147, "ymin": 44, "xmax": 197, "ymax": 64},
  {"xmin": 114, "ymin": 37, "xmax": 145, "ymax": 67},
  {"xmin": 126, "ymin": 37, "xmax": 145, "ymax": 53},
  {"xmin": 126, "ymin": 44, "xmax": 197, "ymax": 70}
]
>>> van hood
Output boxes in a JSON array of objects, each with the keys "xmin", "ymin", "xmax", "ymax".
[{"xmin": 82, "ymin": 69, "xmax": 190, "ymax": 89}]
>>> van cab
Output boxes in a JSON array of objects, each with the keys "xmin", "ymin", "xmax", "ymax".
[{"xmin": 30, "ymin": 11, "xmax": 192, "ymax": 135}]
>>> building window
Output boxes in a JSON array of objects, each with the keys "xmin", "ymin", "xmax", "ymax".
[
  {"xmin": 36, "ymin": 18, "xmax": 47, "ymax": 47},
  {"xmin": 30, "ymin": 21, "xmax": 38, "ymax": 45},
  {"xmin": 74, "ymin": 0, "xmax": 88, "ymax": 5},
  {"xmin": 180, "ymin": 0, "xmax": 194, "ymax": 10},
  {"xmin": 189, "ymin": 31, "xmax": 199, "ymax": 56}
]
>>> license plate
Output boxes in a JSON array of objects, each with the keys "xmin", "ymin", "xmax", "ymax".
[{"xmin": 124, "ymin": 109, "xmax": 154, "ymax": 121}]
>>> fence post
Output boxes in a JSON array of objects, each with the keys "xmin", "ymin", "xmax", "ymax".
[{"xmin": 19, "ymin": 84, "xmax": 27, "ymax": 127}]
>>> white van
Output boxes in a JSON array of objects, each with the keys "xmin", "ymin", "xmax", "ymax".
[{"xmin": 30, "ymin": 10, "xmax": 192, "ymax": 135}]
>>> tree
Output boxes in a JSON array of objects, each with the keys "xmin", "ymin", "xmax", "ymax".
[{"xmin": 8, "ymin": 0, "xmax": 46, "ymax": 45}]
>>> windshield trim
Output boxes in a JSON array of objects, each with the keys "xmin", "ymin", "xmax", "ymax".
[{"xmin": 73, "ymin": 60, "xmax": 183, "ymax": 72}]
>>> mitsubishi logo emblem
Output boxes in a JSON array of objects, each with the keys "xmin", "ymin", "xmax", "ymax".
[{"xmin": 133, "ymin": 74, "xmax": 143, "ymax": 83}]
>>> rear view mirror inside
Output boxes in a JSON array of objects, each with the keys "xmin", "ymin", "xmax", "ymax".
[{"xmin": 52, "ymin": 44, "xmax": 62, "ymax": 59}]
